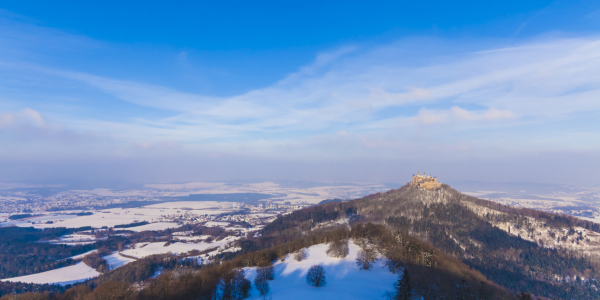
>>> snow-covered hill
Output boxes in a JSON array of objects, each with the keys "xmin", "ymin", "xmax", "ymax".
[
  {"xmin": 244, "ymin": 242, "xmax": 398, "ymax": 300},
  {"xmin": 1, "ymin": 251, "xmax": 136, "ymax": 286},
  {"xmin": 0, "ymin": 262, "xmax": 100, "ymax": 286},
  {"xmin": 121, "ymin": 236, "xmax": 240, "ymax": 259}
]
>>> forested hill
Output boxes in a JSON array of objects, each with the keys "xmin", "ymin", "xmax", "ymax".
[{"xmin": 263, "ymin": 184, "xmax": 600, "ymax": 299}]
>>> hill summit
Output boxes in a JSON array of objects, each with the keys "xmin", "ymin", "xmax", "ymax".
[{"xmin": 264, "ymin": 183, "xmax": 600, "ymax": 299}]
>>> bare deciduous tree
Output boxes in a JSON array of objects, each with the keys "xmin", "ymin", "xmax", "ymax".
[
  {"xmin": 87, "ymin": 280, "xmax": 133, "ymax": 300},
  {"xmin": 326, "ymin": 239, "xmax": 349, "ymax": 258},
  {"xmin": 294, "ymin": 248, "xmax": 308, "ymax": 262},
  {"xmin": 254, "ymin": 277, "xmax": 270, "ymax": 298},
  {"xmin": 356, "ymin": 246, "xmax": 378, "ymax": 270},
  {"xmin": 277, "ymin": 247, "xmax": 287, "ymax": 261},
  {"xmin": 217, "ymin": 269, "xmax": 251, "ymax": 300},
  {"xmin": 306, "ymin": 265, "xmax": 326, "ymax": 287},
  {"xmin": 256, "ymin": 264, "xmax": 274, "ymax": 281}
]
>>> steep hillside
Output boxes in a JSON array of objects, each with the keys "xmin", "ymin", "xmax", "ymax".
[{"xmin": 264, "ymin": 184, "xmax": 600, "ymax": 299}]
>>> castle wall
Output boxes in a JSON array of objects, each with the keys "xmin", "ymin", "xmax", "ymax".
[{"xmin": 410, "ymin": 173, "xmax": 442, "ymax": 190}]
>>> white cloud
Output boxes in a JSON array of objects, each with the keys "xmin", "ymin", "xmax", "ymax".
[
  {"xmin": 20, "ymin": 108, "xmax": 44, "ymax": 127},
  {"xmin": 414, "ymin": 108, "xmax": 449, "ymax": 125},
  {"xmin": 452, "ymin": 107, "xmax": 516, "ymax": 122},
  {"xmin": 413, "ymin": 107, "xmax": 516, "ymax": 125},
  {"xmin": 0, "ymin": 113, "xmax": 14, "ymax": 129},
  {"xmin": 0, "ymin": 108, "xmax": 45, "ymax": 129}
]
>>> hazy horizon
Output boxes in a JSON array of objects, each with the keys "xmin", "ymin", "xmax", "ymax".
[{"xmin": 0, "ymin": 178, "xmax": 596, "ymax": 195}]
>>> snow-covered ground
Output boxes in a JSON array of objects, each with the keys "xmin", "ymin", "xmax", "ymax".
[
  {"xmin": 244, "ymin": 242, "xmax": 398, "ymax": 300},
  {"xmin": 9, "ymin": 202, "xmax": 236, "ymax": 229},
  {"xmin": 205, "ymin": 221, "xmax": 230, "ymax": 227},
  {"xmin": 67, "ymin": 249, "xmax": 97, "ymax": 260},
  {"xmin": 122, "ymin": 236, "xmax": 240, "ymax": 259},
  {"xmin": 104, "ymin": 252, "xmax": 137, "ymax": 270},
  {"xmin": 49, "ymin": 233, "xmax": 98, "ymax": 245},
  {"xmin": 1, "ymin": 262, "xmax": 100, "ymax": 286},
  {"xmin": 1, "ymin": 237, "xmax": 397, "ymax": 294},
  {"xmin": 459, "ymin": 184, "xmax": 600, "ymax": 222},
  {"xmin": 52, "ymin": 241, "xmax": 97, "ymax": 245},
  {"xmin": 247, "ymin": 213, "xmax": 277, "ymax": 218},
  {"xmin": 2, "ymin": 251, "xmax": 135, "ymax": 285},
  {"xmin": 126, "ymin": 222, "xmax": 180, "ymax": 232},
  {"xmin": 174, "ymin": 234, "xmax": 211, "ymax": 242},
  {"xmin": 3, "ymin": 214, "xmax": 78, "ymax": 228},
  {"xmin": 144, "ymin": 181, "xmax": 389, "ymax": 205},
  {"xmin": 143, "ymin": 201, "xmax": 235, "ymax": 210},
  {"xmin": 58, "ymin": 233, "xmax": 96, "ymax": 241}
]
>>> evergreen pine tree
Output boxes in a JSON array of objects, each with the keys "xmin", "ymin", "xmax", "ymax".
[
  {"xmin": 477, "ymin": 281, "xmax": 490, "ymax": 300},
  {"xmin": 517, "ymin": 291, "xmax": 533, "ymax": 300},
  {"xmin": 456, "ymin": 279, "xmax": 470, "ymax": 300},
  {"xmin": 395, "ymin": 268, "xmax": 412, "ymax": 300}
]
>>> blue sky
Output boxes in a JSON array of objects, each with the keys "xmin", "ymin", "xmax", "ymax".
[{"xmin": 0, "ymin": 0, "xmax": 599, "ymax": 186}]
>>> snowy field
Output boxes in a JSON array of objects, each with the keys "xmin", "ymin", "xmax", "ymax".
[
  {"xmin": 1, "ymin": 262, "xmax": 100, "ymax": 286},
  {"xmin": 8, "ymin": 201, "xmax": 239, "ymax": 229},
  {"xmin": 2, "ymin": 251, "xmax": 135, "ymax": 285},
  {"xmin": 126, "ymin": 222, "xmax": 180, "ymax": 232},
  {"xmin": 46, "ymin": 232, "xmax": 100, "ymax": 245},
  {"xmin": 68, "ymin": 249, "xmax": 98, "ymax": 260},
  {"xmin": 122, "ymin": 236, "xmax": 240, "ymax": 259},
  {"xmin": 205, "ymin": 221, "xmax": 230, "ymax": 227},
  {"xmin": 58, "ymin": 233, "xmax": 96, "ymax": 242},
  {"xmin": 457, "ymin": 183, "xmax": 600, "ymax": 222},
  {"xmin": 2, "ymin": 214, "xmax": 78, "ymax": 227},
  {"xmin": 104, "ymin": 252, "xmax": 137, "ymax": 270},
  {"xmin": 144, "ymin": 181, "xmax": 389, "ymax": 204},
  {"xmin": 244, "ymin": 242, "xmax": 398, "ymax": 300},
  {"xmin": 143, "ymin": 201, "xmax": 238, "ymax": 210},
  {"xmin": 0, "ymin": 195, "xmax": 27, "ymax": 202},
  {"xmin": 24, "ymin": 180, "xmax": 386, "ymax": 205}
]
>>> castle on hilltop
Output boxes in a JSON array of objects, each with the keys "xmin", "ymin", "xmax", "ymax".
[{"xmin": 409, "ymin": 172, "xmax": 442, "ymax": 190}]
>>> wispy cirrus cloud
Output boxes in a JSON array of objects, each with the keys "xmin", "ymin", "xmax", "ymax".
[{"xmin": 43, "ymin": 35, "xmax": 600, "ymax": 145}]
